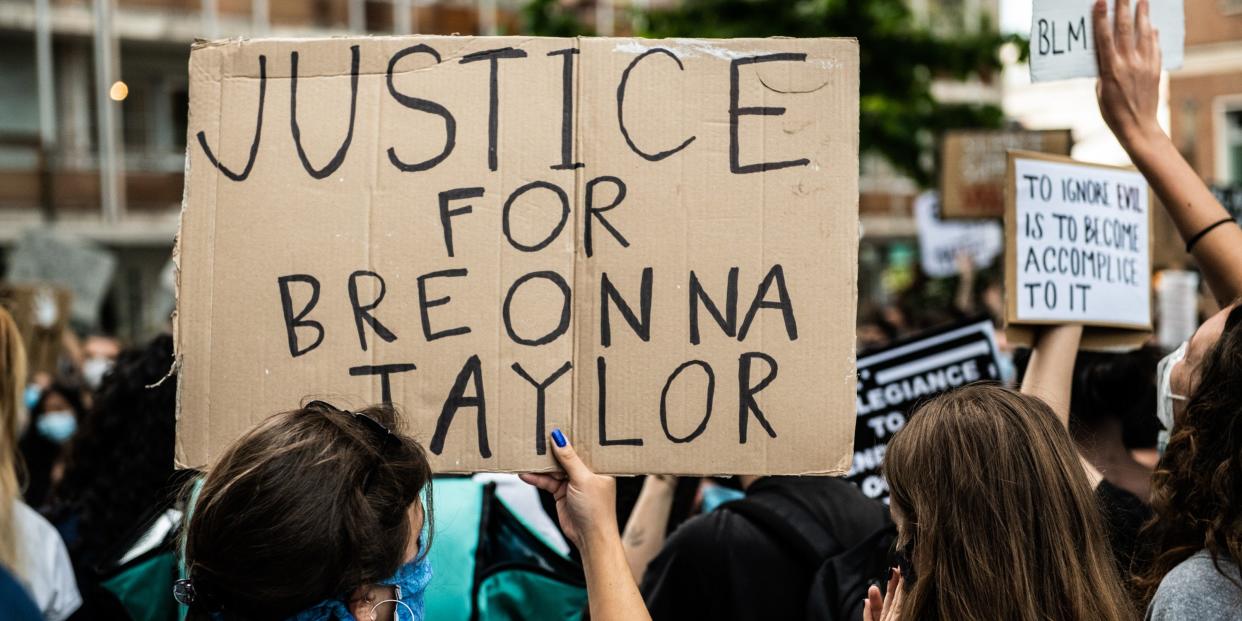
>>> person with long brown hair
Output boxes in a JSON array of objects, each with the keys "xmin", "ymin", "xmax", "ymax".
[
  {"xmin": 0, "ymin": 307, "xmax": 81, "ymax": 621},
  {"xmin": 864, "ymin": 375, "xmax": 1135, "ymax": 620},
  {"xmin": 1089, "ymin": 0, "xmax": 1242, "ymax": 617}
]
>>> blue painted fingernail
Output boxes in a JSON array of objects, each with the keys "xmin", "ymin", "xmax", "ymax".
[{"xmin": 552, "ymin": 428, "xmax": 567, "ymax": 448}]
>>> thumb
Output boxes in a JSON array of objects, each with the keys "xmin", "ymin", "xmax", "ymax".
[{"xmin": 549, "ymin": 428, "xmax": 591, "ymax": 481}]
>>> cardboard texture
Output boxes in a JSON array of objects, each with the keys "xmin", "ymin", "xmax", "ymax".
[
  {"xmin": 939, "ymin": 129, "xmax": 1072, "ymax": 219},
  {"xmin": 0, "ymin": 284, "xmax": 73, "ymax": 376},
  {"xmin": 1029, "ymin": 0, "xmax": 1183, "ymax": 82},
  {"xmin": 1003, "ymin": 151, "xmax": 1152, "ymax": 351},
  {"xmin": 176, "ymin": 36, "xmax": 860, "ymax": 475}
]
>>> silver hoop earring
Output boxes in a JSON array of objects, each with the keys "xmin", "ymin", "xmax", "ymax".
[{"xmin": 369, "ymin": 598, "xmax": 416, "ymax": 621}]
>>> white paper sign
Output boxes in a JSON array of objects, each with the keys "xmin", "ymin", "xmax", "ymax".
[
  {"xmin": 1013, "ymin": 157, "xmax": 1150, "ymax": 326},
  {"xmin": 1157, "ymin": 270, "xmax": 1199, "ymax": 350},
  {"xmin": 915, "ymin": 192, "xmax": 1004, "ymax": 278},
  {"xmin": 1029, "ymin": 0, "xmax": 1183, "ymax": 82}
]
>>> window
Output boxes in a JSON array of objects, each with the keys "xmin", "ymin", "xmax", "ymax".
[
  {"xmin": 1228, "ymin": 108, "xmax": 1242, "ymax": 184},
  {"xmin": 1215, "ymin": 96, "xmax": 1242, "ymax": 185}
]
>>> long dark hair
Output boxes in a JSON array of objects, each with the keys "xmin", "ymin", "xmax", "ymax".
[
  {"xmin": 885, "ymin": 384, "xmax": 1135, "ymax": 621},
  {"xmin": 1138, "ymin": 304, "xmax": 1242, "ymax": 601},
  {"xmin": 48, "ymin": 335, "xmax": 177, "ymax": 567},
  {"xmin": 182, "ymin": 401, "xmax": 432, "ymax": 620}
]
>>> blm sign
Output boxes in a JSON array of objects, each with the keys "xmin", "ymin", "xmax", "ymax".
[{"xmin": 850, "ymin": 319, "xmax": 1002, "ymax": 501}]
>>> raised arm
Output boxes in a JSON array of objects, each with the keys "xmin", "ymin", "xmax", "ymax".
[
  {"xmin": 521, "ymin": 432, "xmax": 652, "ymax": 621},
  {"xmin": 1019, "ymin": 324, "xmax": 1102, "ymax": 485},
  {"xmin": 621, "ymin": 475, "xmax": 678, "ymax": 583},
  {"xmin": 1095, "ymin": 0, "xmax": 1242, "ymax": 305}
]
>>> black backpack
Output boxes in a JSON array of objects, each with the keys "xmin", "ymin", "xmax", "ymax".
[{"xmin": 722, "ymin": 495, "xmax": 897, "ymax": 621}]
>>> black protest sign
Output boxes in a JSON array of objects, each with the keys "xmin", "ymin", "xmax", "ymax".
[{"xmin": 849, "ymin": 319, "xmax": 1002, "ymax": 502}]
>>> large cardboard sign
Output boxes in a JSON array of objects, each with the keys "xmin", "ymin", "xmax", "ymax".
[
  {"xmin": 940, "ymin": 129, "xmax": 1072, "ymax": 219},
  {"xmin": 1004, "ymin": 152, "xmax": 1152, "ymax": 350},
  {"xmin": 850, "ymin": 318, "xmax": 1002, "ymax": 502},
  {"xmin": 176, "ymin": 36, "xmax": 860, "ymax": 475},
  {"xmin": 1029, "ymin": 0, "xmax": 1183, "ymax": 82},
  {"xmin": 914, "ymin": 191, "xmax": 1003, "ymax": 278}
]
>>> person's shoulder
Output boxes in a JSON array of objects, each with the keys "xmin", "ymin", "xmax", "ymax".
[
  {"xmin": 12, "ymin": 501, "xmax": 59, "ymax": 539},
  {"xmin": 1164, "ymin": 550, "xmax": 1240, "ymax": 585},
  {"xmin": 1147, "ymin": 551, "xmax": 1242, "ymax": 621}
]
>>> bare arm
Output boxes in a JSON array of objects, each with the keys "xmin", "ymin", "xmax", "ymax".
[
  {"xmin": 1094, "ymin": 0, "xmax": 1242, "ymax": 305},
  {"xmin": 1019, "ymin": 324, "xmax": 1102, "ymax": 486},
  {"xmin": 621, "ymin": 475, "xmax": 677, "ymax": 583},
  {"xmin": 520, "ymin": 434, "xmax": 652, "ymax": 621},
  {"xmin": 581, "ymin": 530, "xmax": 652, "ymax": 621},
  {"xmin": 954, "ymin": 251, "xmax": 977, "ymax": 316},
  {"xmin": 1020, "ymin": 324, "xmax": 1083, "ymax": 428}
]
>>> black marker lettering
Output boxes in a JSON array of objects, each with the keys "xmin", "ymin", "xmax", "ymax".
[
  {"xmin": 460, "ymin": 47, "xmax": 528, "ymax": 171},
  {"xmin": 597, "ymin": 356, "xmax": 643, "ymax": 446},
  {"xmin": 198, "ymin": 55, "xmax": 265, "ymax": 181},
  {"xmin": 616, "ymin": 48, "xmax": 696, "ymax": 162},
  {"xmin": 387, "ymin": 45, "xmax": 455, "ymax": 172},
  {"xmin": 277, "ymin": 274, "xmax": 323, "ymax": 357},
  {"xmin": 348, "ymin": 270, "xmax": 397, "ymax": 352},
  {"xmin": 584, "ymin": 175, "xmax": 629, "ymax": 258},
  {"xmin": 503, "ymin": 181, "xmax": 570, "ymax": 252},
  {"xmin": 729, "ymin": 53, "xmax": 810, "ymax": 174},
  {"xmin": 738, "ymin": 352, "xmax": 778, "ymax": 443},
  {"xmin": 437, "ymin": 187, "xmax": 484, "ymax": 258},
  {"xmin": 512, "ymin": 361, "xmax": 572, "ymax": 455},
  {"xmin": 600, "ymin": 268, "xmax": 653, "ymax": 347},
  {"xmin": 503, "ymin": 271, "xmax": 572, "ymax": 346},
  {"xmin": 738, "ymin": 264, "xmax": 798, "ymax": 342},
  {"xmin": 659, "ymin": 360, "xmax": 714, "ymax": 444},
  {"xmin": 430, "ymin": 355, "xmax": 490, "ymax": 458},
  {"xmin": 290, "ymin": 45, "xmax": 358, "ymax": 179},
  {"xmin": 689, "ymin": 268, "xmax": 738, "ymax": 345},
  {"xmin": 548, "ymin": 48, "xmax": 583, "ymax": 171},
  {"xmin": 417, "ymin": 269, "xmax": 471, "ymax": 341},
  {"xmin": 349, "ymin": 363, "xmax": 417, "ymax": 405}
]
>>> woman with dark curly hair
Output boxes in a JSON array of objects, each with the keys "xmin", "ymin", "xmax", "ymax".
[
  {"xmin": 1090, "ymin": 0, "xmax": 1242, "ymax": 618},
  {"xmin": 49, "ymin": 334, "xmax": 178, "ymax": 567},
  {"xmin": 44, "ymin": 334, "xmax": 180, "ymax": 618}
]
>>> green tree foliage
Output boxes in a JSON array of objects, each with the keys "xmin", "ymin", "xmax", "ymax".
[
  {"xmin": 522, "ymin": 0, "xmax": 593, "ymax": 37},
  {"xmin": 524, "ymin": 0, "xmax": 1027, "ymax": 188}
]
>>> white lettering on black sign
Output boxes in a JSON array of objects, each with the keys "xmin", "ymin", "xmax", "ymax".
[{"xmin": 849, "ymin": 319, "xmax": 1002, "ymax": 502}]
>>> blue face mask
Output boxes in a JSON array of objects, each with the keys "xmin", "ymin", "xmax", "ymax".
[
  {"xmin": 36, "ymin": 411, "xmax": 77, "ymax": 444},
  {"xmin": 24, "ymin": 384, "xmax": 42, "ymax": 411},
  {"xmin": 289, "ymin": 549, "xmax": 432, "ymax": 621}
]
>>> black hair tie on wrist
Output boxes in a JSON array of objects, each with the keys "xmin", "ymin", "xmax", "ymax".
[{"xmin": 1186, "ymin": 217, "xmax": 1237, "ymax": 253}]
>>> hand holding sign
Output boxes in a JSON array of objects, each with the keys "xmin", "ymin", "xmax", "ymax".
[
  {"xmin": 1005, "ymin": 152, "xmax": 1152, "ymax": 350},
  {"xmin": 1030, "ymin": 0, "xmax": 1182, "ymax": 83},
  {"xmin": 1094, "ymin": 0, "xmax": 1164, "ymax": 149}
]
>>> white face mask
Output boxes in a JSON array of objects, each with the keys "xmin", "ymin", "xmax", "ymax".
[
  {"xmin": 82, "ymin": 356, "xmax": 113, "ymax": 390},
  {"xmin": 1156, "ymin": 342, "xmax": 1189, "ymax": 455}
]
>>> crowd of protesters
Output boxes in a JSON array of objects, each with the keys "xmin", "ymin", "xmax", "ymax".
[{"xmin": 1, "ymin": 1, "xmax": 1241, "ymax": 620}]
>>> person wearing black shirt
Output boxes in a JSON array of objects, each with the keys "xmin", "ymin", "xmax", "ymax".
[{"xmin": 639, "ymin": 476, "xmax": 889, "ymax": 621}]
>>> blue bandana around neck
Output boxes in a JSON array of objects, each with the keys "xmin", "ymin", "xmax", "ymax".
[{"xmin": 288, "ymin": 552, "xmax": 432, "ymax": 621}]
